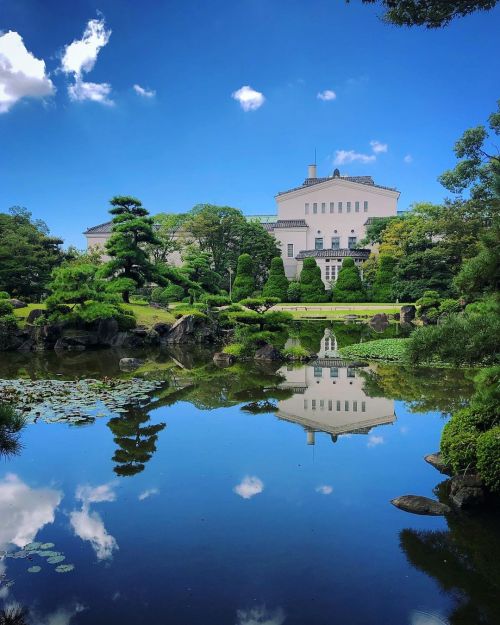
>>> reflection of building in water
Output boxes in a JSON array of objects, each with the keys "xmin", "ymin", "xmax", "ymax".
[{"xmin": 276, "ymin": 359, "xmax": 395, "ymax": 445}]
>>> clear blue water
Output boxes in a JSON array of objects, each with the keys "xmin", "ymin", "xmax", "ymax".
[{"xmin": 0, "ymin": 347, "xmax": 497, "ymax": 625}]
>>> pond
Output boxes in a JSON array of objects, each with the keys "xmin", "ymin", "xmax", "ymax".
[{"xmin": 0, "ymin": 324, "xmax": 498, "ymax": 625}]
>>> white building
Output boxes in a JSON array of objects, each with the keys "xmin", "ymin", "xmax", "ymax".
[{"xmin": 84, "ymin": 164, "xmax": 399, "ymax": 287}]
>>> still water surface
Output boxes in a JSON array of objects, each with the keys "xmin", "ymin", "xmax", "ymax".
[{"xmin": 0, "ymin": 328, "xmax": 498, "ymax": 625}]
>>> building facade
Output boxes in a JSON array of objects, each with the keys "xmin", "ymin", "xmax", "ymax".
[{"xmin": 84, "ymin": 164, "xmax": 399, "ymax": 288}]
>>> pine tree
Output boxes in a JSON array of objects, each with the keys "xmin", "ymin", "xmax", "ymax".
[
  {"xmin": 332, "ymin": 257, "xmax": 366, "ymax": 302},
  {"xmin": 102, "ymin": 196, "xmax": 162, "ymax": 303},
  {"xmin": 371, "ymin": 254, "xmax": 397, "ymax": 302},
  {"xmin": 232, "ymin": 253, "xmax": 255, "ymax": 301},
  {"xmin": 299, "ymin": 257, "xmax": 328, "ymax": 303},
  {"xmin": 263, "ymin": 257, "xmax": 289, "ymax": 301}
]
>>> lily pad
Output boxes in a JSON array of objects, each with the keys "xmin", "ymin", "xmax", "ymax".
[
  {"xmin": 47, "ymin": 555, "xmax": 65, "ymax": 564},
  {"xmin": 40, "ymin": 542, "xmax": 55, "ymax": 549},
  {"xmin": 28, "ymin": 566, "xmax": 41, "ymax": 573},
  {"xmin": 55, "ymin": 564, "xmax": 75, "ymax": 573}
]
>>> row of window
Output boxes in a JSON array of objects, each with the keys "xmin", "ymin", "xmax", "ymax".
[
  {"xmin": 286, "ymin": 236, "xmax": 357, "ymax": 258},
  {"xmin": 304, "ymin": 399, "xmax": 367, "ymax": 412},
  {"xmin": 305, "ymin": 201, "xmax": 368, "ymax": 215},
  {"xmin": 314, "ymin": 366, "xmax": 356, "ymax": 378}
]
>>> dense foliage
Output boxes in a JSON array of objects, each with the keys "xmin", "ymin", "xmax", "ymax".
[
  {"xmin": 332, "ymin": 257, "xmax": 366, "ymax": 302},
  {"xmin": 232, "ymin": 254, "xmax": 255, "ymax": 301},
  {"xmin": 299, "ymin": 258, "xmax": 328, "ymax": 302},
  {"xmin": 263, "ymin": 257, "xmax": 289, "ymax": 301},
  {"xmin": 371, "ymin": 254, "xmax": 396, "ymax": 302},
  {"xmin": 339, "ymin": 338, "xmax": 408, "ymax": 362}
]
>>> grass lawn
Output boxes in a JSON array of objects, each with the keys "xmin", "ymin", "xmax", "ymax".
[
  {"xmin": 13, "ymin": 302, "xmax": 175, "ymax": 328},
  {"xmin": 274, "ymin": 302, "xmax": 410, "ymax": 320}
]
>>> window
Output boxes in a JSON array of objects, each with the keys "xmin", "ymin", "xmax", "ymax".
[
  {"xmin": 344, "ymin": 400, "xmax": 349, "ymax": 411},
  {"xmin": 328, "ymin": 400, "xmax": 332, "ymax": 411},
  {"xmin": 312, "ymin": 400, "xmax": 317, "ymax": 410},
  {"xmin": 353, "ymin": 401, "xmax": 358, "ymax": 412},
  {"xmin": 336, "ymin": 400, "xmax": 341, "ymax": 411},
  {"xmin": 287, "ymin": 243, "xmax": 294, "ymax": 258},
  {"xmin": 321, "ymin": 202, "xmax": 326, "ymax": 213},
  {"xmin": 361, "ymin": 401, "xmax": 366, "ymax": 412},
  {"xmin": 315, "ymin": 237, "xmax": 323, "ymax": 250},
  {"xmin": 320, "ymin": 400, "xmax": 324, "ymax": 410},
  {"xmin": 330, "ymin": 367, "xmax": 338, "ymax": 378},
  {"xmin": 330, "ymin": 202, "xmax": 334, "ymax": 213},
  {"xmin": 338, "ymin": 202, "xmax": 342, "ymax": 213},
  {"xmin": 314, "ymin": 366, "xmax": 323, "ymax": 377},
  {"xmin": 364, "ymin": 201, "xmax": 368, "ymax": 212},
  {"xmin": 304, "ymin": 399, "xmax": 308, "ymax": 409},
  {"xmin": 325, "ymin": 266, "xmax": 330, "ymax": 281},
  {"xmin": 305, "ymin": 203, "xmax": 309, "ymax": 214},
  {"xmin": 348, "ymin": 236, "xmax": 357, "ymax": 249},
  {"xmin": 347, "ymin": 201, "xmax": 351, "ymax": 213},
  {"xmin": 331, "ymin": 236, "xmax": 340, "ymax": 250},
  {"xmin": 347, "ymin": 367, "xmax": 355, "ymax": 378},
  {"xmin": 313, "ymin": 203, "xmax": 318, "ymax": 214},
  {"xmin": 355, "ymin": 201, "xmax": 360, "ymax": 212}
]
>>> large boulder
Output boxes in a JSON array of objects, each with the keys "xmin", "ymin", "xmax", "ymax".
[
  {"xmin": 97, "ymin": 317, "xmax": 119, "ymax": 344},
  {"xmin": 54, "ymin": 331, "xmax": 99, "ymax": 351},
  {"xmin": 8, "ymin": 299, "xmax": 26, "ymax": 309},
  {"xmin": 213, "ymin": 352, "xmax": 235, "ymax": 367},
  {"xmin": 163, "ymin": 314, "xmax": 213, "ymax": 344},
  {"xmin": 424, "ymin": 452, "xmax": 451, "ymax": 475},
  {"xmin": 254, "ymin": 344, "xmax": 282, "ymax": 361},
  {"xmin": 369, "ymin": 313, "xmax": 389, "ymax": 332},
  {"xmin": 391, "ymin": 495, "xmax": 451, "ymax": 516},
  {"xmin": 153, "ymin": 322, "xmax": 172, "ymax": 336},
  {"xmin": 26, "ymin": 308, "xmax": 46, "ymax": 324},
  {"xmin": 119, "ymin": 357, "xmax": 143, "ymax": 371},
  {"xmin": 400, "ymin": 305, "xmax": 416, "ymax": 323},
  {"xmin": 449, "ymin": 475, "xmax": 485, "ymax": 509}
]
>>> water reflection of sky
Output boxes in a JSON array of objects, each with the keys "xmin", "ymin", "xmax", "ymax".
[{"xmin": 0, "ymin": 359, "xmax": 470, "ymax": 625}]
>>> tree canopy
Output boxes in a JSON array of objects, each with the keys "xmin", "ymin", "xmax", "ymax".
[
  {"xmin": 263, "ymin": 257, "xmax": 289, "ymax": 301},
  {"xmin": 332, "ymin": 257, "xmax": 366, "ymax": 302},
  {"xmin": 299, "ymin": 257, "xmax": 328, "ymax": 303}
]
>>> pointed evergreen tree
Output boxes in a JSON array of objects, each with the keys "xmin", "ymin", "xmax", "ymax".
[
  {"xmin": 371, "ymin": 254, "xmax": 397, "ymax": 302},
  {"xmin": 102, "ymin": 196, "xmax": 163, "ymax": 302},
  {"xmin": 299, "ymin": 257, "xmax": 328, "ymax": 302},
  {"xmin": 332, "ymin": 257, "xmax": 366, "ymax": 302},
  {"xmin": 232, "ymin": 253, "xmax": 255, "ymax": 301},
  {"xmin": 262, "ymin": 257, "xmax": 289, "ymax": 301}
]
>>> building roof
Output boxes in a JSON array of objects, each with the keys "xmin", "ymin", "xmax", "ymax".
[
  {"xmin": 84, "ymin": 221, "xmax": 113, "ymax": 235},
  {"xmin": 296, "ymin": 248, "xmax": 371, "ymax": 260},
  {"xmin": 277, "ymin": 174, "xmax": 398, "ymax": 196},
  {"xmin": 273, "ymin": 219, "xmax": 308, "ymax": 228}
]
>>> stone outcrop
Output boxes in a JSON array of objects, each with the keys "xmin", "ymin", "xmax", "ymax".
[
  {"xmin": 424, "ymin": 452, "xmax": 451, "ymax": 475},
  {"xmin": 162, "ymin": 314, "xmax": 214, "ymax": 344},
  {"xmin": 391, "ymin": 495, "xmax": 451, "ymax": 516},
  {"xmin": 400, "ymin": 305, "xmax": 416, "ymax": 323},
  {"xmin": 119, "ymin": 357, "xmax": 143, "ymax": 371},
  {"xmin": 369, "ymin": 313, "xmax": 389, "ymax": 332},
  {"xmin": 213, "ymin": 352, "xmax": 235, "ymax": 367},
  {"xmin": 449, "ymin": 475, "xmax": 485, "ymax": 509},
  {"xmin": 254, "ymin": 344, "xmax": 282, "ymax": 361},
  {"xmin": 8, "ymin": 299, "xmax": 26, "ymax": 309},
  {"xmin": 26, "ymin": 308, "xmax": 46, "ymax": 324}
]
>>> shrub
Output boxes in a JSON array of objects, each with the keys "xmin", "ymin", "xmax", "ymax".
[
  {"xmin": 0, "ymin": 314, "xmax": 18, "ymax": 332},
  {"xmin": 222, "ymin": 343, "xmax": 245, "ymax": 357},
  {"xmin": 116, "ymin": 313, "xmax": 137, "ymax": 330},
  {"xmin": 232, "ymin": 254, "xmax": 255, "ymax": 301},
  {"xmin": 439, "ymin": 298, "xmax": 461, "ymax": 317},
  {"xmin": 263, "ymin": 257, "xmax": 289, "ymax": 301},
  {"xmin": 416, "ymin": 290, "xmax": 441, "ymax": 319},
  {"xmin": 287, "ymin": 281, "xmax": 302, "ymax": 302},
  {"xmin": 441, "ymin": 408, "xmax": 480, "ymax": 474},
  {"xmin": 332, "ymin": 257, "xmax": 366, "ymax": 303},
  {"xmin": 476, "ymin": 427, "xmax": 500, "ymax": 491},
  {"xmin": 0, "ymin": 300, "xmax": 14, "ymax": 316},
  {"xmin": 283, "ymin": 345, "xmax": 311, "ymax": 360},
  {"xmin": 299, "ymin": 258, "xmax": 328, "ymax": 303},
  {"xmin": 371, "ymin": 254, "xmax": 397, "ymax": 302},
  {"xmin": 76, "ymin": 302, "xmax": 120, "ymax": 323},
  {"xmin": 0, "ymin": 292, "xmax": 10, "ymax": 300},
  {"xmin": 163, "ymin": 283, "xmax": 185, "ymax": 302},
  {"xmin": 201, "ymin": 294, "xmax": 231, "ymax": 308}
]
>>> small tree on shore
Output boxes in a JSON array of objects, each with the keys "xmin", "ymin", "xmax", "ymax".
[
  {"xmin": 263, "ymin": 257, "xmax": 289, "ymax": 301},
  {"xmin": 299, "ymin": 257, "xmax": 328, "ymax": 302},
  {"xmin": 232, "ymin": 253, "xmax": 255, "ymax": 301},
  {"xmin": 332, "ymin": 257, "xmax": 366, "ymax": 302},
  {"xmin": 371, "ymin": 254, "xmax": 397, "ymax": 302}
]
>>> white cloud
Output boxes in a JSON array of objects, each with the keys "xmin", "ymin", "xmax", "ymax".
[
  {"xmin": 334, "ymin": 150, "xmax": 376, "ymax": 165},
  {"xmin": 317, "ymin": 89, "xmax": 336, "ymax": 101},
  {"xmin": 236, "ymin": 606, "xmax": 285, "ymax": 625},
  {"xmin": 0, "ymin": 31, "xmax": 54, "ymax": 113},
  {"xmin": 138, "ymin": 488, "xmax": 159, "ymax": 501},
  {"xmin": 315, "ymin": 485, "xmax": 333, "ymax": 495},
  {"xmin": 231, "ymin": 85, "xmax": 265, "ymax": 112},
  {"xmin": 76, "ymin": 482, "xmax": 116, "ymax": 505},
  {"xmin": 367, "ymin": 435, "xmax": 384, "ymax": 448},
  {"xmin": 0, "ymin": 473, "xmax": 62, "ymax": 548},
  {"xmin": 35, "ymin": 603, "xmax": 86, "ymax": 625},
  {"xmin": 404, "ymin": 154, "xmax": 413, "ymax": 164},
  {"xmin": 133, "ymin": 84, "xmax": 155, "ymax": 98},
  {"xmin": 233, "ymin": 476, "xmax": 264, "ymax": 499},
  {"xmin": 370, "ymin": 140, "xmax": 388, "ymax": 154},
  {"xmin": 61, "ymin": 17, "xmax": 112, "ymax": 104}
]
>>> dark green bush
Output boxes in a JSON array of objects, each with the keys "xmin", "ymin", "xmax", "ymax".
[
  {"xmin": 0, "ymin": 292, "xmax": 10, "ymax": 300},
  {"xmin": 299, "ymin": 258, "xmax": 328, "ymax": 303},
  {"xmin": 0, "ymin": 314, "xmax": 18, "ymax": 331},
  {"xmin": 116, "ymin": 313, "xmax": 137, "ymax": 330},
  {"xmin": 332, "ymin": 257, "xmax": 366, "ymax": 302},
  {"xmin": 263, "ymin": 257, "xmax": 289, "ymax": 301},
  {"xmin": 371, "ymin": 254, "xmax": 397, "ymax": 302},
  {"xmin": 441, "ymin": 408, "xmax": 480, "ymax": 473},
  {"xmin": 201, "ymin": 294, "xmax": 231, "ymax": 307},
  {"xmin": 287, "ymin": 281, "xmax": 302, "ymax": 302},
  {"xmin": 476, "ymin": 427, "xmax": 500, "ymax": 492},
  {"xmin": 0, "ymin": 300, "xmax": 14, "ymax": 316},
  {"xmin": 232, "ymin": 254, "xmax": 255, "ymax": 301}
]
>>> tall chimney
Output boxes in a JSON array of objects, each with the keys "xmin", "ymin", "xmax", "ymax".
[{"xmin": 308, "ymin": 164, "xmax": 317, "ymax": 179}]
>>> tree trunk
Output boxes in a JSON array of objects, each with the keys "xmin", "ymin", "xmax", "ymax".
[{"xmin": 123, "ymin": 290, "xmax": 130, "ymax": 303}]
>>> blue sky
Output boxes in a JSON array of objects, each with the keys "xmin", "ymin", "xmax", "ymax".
[{"xmin": 1, "ymin": 0, "xmax": 499, "ymax": 247}]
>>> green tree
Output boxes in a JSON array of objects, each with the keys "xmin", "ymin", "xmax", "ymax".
[
  {"xmin": 361, "ymin": 254, "xmax": 378, "ymax": 293},
  {"xmin": 232, "ymin": 254, "xmax": 255, "ymax": 301},
  {"xmin": 371, "ymin": 254, "xmax": 397, "ymax": 302},
  {"xmin": 332, "ymin": 257, "xmax": 366, "ymax": 302},
  {"xmin": 360, "ymin": 216, "xmax": 395, "ymax": 246},
  {"xmin": 392, "ymin": 248, "xmax": 455, "ymax": 301},
  {"xmin": 0, "ymin": 207, "xmax": 63, "ymax": 300},
  {"xmin": 46, "ymin": 263, "xmax": 109, "ymax": 309},
  {"xmin": 354, "ymin": 0, "xmax": 498, "ymax": 28},
  {"xmin": 238, "ymin": 219, "xmax": 281, "ymax": 288},
  {"xmin": 181, "ymin": 248, "xmax": 222, "ymax": 293},
  {"xmin": 102, "ymin": 196, "xmax": 164, "ymax": 303},
  {"xmin": 299, "ymin": 257, "xmax": 328, "ymax": 303},
  {"xmin": 263, "ymin": 257, "xmax": 289, "ymax": 301},
  {"xmin": 146, "ymin": 212, "xmax": 187, "ymax": 264}
]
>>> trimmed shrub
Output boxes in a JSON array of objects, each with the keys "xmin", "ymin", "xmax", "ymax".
[
  {"xmin": 332, "ymin": 257, "xmax": 366, "ymax": 302},
  {"xmin": 232, "ymin": 254, "xmax": 255, "ymax": 301},
  {"xmin": 371, "ymin": 254, "xmax": 397, "ymax": 302},
  {"xmin": 0, "ymin": 300, "xmax": 14, "ymax": 316},
  {"xmin": 263, "ymin": 257, "xmax": 289, "ymax": 301},
  {"xmin": 287, "ymin": 281, "xmax": 302, "ymax": 303},
  {"xmin": 222, "ymin": 343, "xmax": 245, "ymax": 357},
  {"xmin": 476, "ymin": 427, "xmax": 500, "ymax": 492},
  {"xmin": 299, "ymin": 258, "xmax": 328, "ymax": 303},
  {"xmin": 416, "ymin": 290, "xmax": 441, "ymax": 318},
  {"xmin": 0, "ymin": 292, "xmax": 10, "ymax": 300},
  {"xmin": 116, "ymin": 313, "xmax": 137, "ymax": 330},
  {"xmin": 441, "ymin": 408, "xmax": 480, "ymax": 474},
  {"xmin": 201, "ymin": 294, "xmax": 231, "ymax": 308}
]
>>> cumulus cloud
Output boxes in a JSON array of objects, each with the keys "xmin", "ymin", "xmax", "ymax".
[
  {"xmin": 404, "ymin": 154, "xmax": 413, "ymax": 164},
  {"xmin": 133, "ymin": 84, "xmax": 155, "ymax": 98},
  {"xmin": 236, "ymin": 606, "xmax": 286, "ymax": 625},
  {"xmin": 367, "ymin": 435, "xmax": 384, "ymax": 448},
  {"xmin": 370, "ymin": 140, "xmax": 388, "ymax": 154},
  {"xmin": 334, "ymin": 150, "xmax": 376, "ymax": 165},
  {"xmin": 315, "ymin": 485, "xmax": 333, "ymax": 495},
  {"xmin": 35, "ymin": 603, "xmax": 86, "ymax": 625},
  {"xmin": 0, "ymin": 473, "xmax": 62, "ymax": 548},
  {"xmin": 232, "ymin": 85, "xmax": 265, "ymax": 111},
  {"xmin": 0, "ymin": 31, "xmax": 54, "ymax": 113},
  {"xmin": 61, "ymin": 17, "xmax": 112, "ymax": 104},
  {"xmin": 233, "ymin": 476, "xmax": 264, "ymax": 499},
  {"xmin": 317, "ymin": 89, "xmax": 336, "ymax": 101},
  {"xmin": 138, "ymin": 488, "xmax": 159, "ymax": 501},
  {"xmin": 70, "ymin": 482, "xmax": 118, "ymax": 560}
]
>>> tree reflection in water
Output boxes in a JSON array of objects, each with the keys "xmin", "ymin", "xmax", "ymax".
[
  {"xmin": 0, "ymin": 604, "xmax": 29, "ymax": 625},
  {"xmin": 0, "ymin": 403, "xmax": 26, "ymax": 459}
]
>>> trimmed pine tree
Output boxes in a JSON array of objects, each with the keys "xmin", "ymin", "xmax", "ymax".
[
  {"xmin": 332, "ymin": 257, "xmax": 366, "ymax": 302},
  {"xmin": 299, "ymin": 257, "xmax": 328, "ymax": 302},
  {"xmin": 263, "ymin": 257, "xmax": 289, "ymax": 301},
  {"xmin": 371, "ymin": 254, "xmax": 397, "ymax": 302},
  {"xmin": 232, "ymin": 253, "xmax": 255, "ymax": 301}
]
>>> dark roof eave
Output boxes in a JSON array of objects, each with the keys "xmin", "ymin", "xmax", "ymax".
[{"xmin": 295, "ymin": 248, "xmax": 371, "ymax": 260}]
